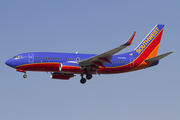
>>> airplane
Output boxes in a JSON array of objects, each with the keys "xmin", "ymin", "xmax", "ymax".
[{"xmin": 5, "ymin": 24, "xmax": 173, "ymax": 84}]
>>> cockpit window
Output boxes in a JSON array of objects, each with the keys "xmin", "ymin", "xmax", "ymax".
[{"xmin": 14, "ymin": 56, "xmax": 22, "ymax": 59}]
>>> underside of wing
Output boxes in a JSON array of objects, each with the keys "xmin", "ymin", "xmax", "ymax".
[{"xmin": 79, "ymin": 32, "xmax": 136, "ymax": 69}]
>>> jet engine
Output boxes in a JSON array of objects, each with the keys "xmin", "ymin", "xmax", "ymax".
[{"xmin": 60, "ymin": 62, "xmax": 81, "ymax": 72}]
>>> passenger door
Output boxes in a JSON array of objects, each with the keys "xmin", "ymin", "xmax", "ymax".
[{"xmin": 28, "ymin": 53, "xmax": 34, "ymax": 63}]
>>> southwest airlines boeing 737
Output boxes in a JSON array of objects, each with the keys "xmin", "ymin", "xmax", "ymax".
[{"xmin": 5, "ymin": 24, "xmax": 173, "ymax": 84}]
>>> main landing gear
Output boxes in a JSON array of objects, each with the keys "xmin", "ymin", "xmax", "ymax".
[
  {"xmin": 86, "ymin": 74, "xmax": 92, "ymax": 80},
  {"xmin": 80, "ymin": 73, "xmax": 93, "ymax": 84}
]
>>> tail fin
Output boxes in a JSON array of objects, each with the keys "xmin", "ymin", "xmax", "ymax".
[{"xmin": 134, "ymin": 24, "xmax": 164, "ymax": 59}]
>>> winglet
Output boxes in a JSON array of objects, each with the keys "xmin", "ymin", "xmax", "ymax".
[
  {"xmin": 123, "ymin": 31, "xmax": 136, "ymax": 46},
  {"xmin": 145, "ymin": 51, "xmax": 174, "ymax": 62}
]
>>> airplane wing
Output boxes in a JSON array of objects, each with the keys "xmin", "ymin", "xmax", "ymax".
[{"xmin": 79, "ymin": 32, "xmax": 136, "ymax": 68}]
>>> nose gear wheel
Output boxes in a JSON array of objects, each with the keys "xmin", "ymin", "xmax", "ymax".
[{"xmin": 23, "ymin": 73, "xmax": 27, "ymax": 78}]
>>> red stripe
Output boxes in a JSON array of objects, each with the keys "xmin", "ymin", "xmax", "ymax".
[{"xmin": 16, "ymin": 63, "xmax": 60, "ymax": 72}]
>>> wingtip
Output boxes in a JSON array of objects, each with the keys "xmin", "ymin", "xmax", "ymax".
[
  {"xmin": 167, "ymin": 51, "xmax": 174, "ymax": 54},
  {"xmin": 123, "ymin": 31, "xmax": 136, "ymax": 46}
]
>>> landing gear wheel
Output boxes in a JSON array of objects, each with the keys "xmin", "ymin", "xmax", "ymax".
[
  {"xmin": 80, "ymin": 78, "xmax": 86, "ymax": 84},
  {"xmin": 86, "ymin": 74, "xmax": 92, "ymax": 80},
  {"xmin": 23, "ymin": 74, "xmax": 27, "ymax": 78}
]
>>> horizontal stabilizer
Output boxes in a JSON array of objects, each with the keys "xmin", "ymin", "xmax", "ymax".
[{"xmin": 145, "ymin": 51, "xmax": 174, "ymax": 62}]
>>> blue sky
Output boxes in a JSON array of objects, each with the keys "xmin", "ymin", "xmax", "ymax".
[{"xmin": 1, "ymin": 0, "xmax": 179, "ymax": 120}]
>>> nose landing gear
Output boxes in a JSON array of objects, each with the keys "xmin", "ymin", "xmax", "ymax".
[
  {"xmin": 16, "ymin": 69, "xmax": 27, "ymax": 78},
  {"xmin": 23, "ymin": 73, "xmax": 27, "ymax": 78}
]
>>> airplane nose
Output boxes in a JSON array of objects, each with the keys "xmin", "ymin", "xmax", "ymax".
[
  {"xmin": 5, "ymin": 59, "xmax": 14, "ymax": 67},
  {"xmin": 5, "ymin": 60, "xmax": 9, "ymax": 65}
]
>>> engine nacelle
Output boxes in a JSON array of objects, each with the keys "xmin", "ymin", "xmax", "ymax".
[
  {"xmin": 60, "ymin": 62, "xmax": 81, "ymax": 72},
  {"xmin": 51, "ymin": 72, "xmax": 74, "ymax": 80}
]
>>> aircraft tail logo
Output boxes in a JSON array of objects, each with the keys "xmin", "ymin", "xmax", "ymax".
[{"xmin": 134, "ymin": 24, "xmax": 164, "ymax": 58}]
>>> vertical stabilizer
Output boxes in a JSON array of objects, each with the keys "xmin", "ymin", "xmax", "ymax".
[{"xmin": 134, "ymin": 24, "xmax": 164, "ymax": 59}]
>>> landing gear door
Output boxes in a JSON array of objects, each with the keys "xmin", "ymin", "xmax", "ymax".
[{"xmin": 28, "ymin": 53, "xmax": 34, "ymax": 63}]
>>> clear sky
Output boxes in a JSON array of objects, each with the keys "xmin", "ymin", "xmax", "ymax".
[{"xmin": 0, "ymin": 0, "xmax": 179, "ymax": 120}]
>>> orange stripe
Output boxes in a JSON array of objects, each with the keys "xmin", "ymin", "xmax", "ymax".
[{"xmin": 146, "ymin": 43, "xmax": 160, "ymax": 59}]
